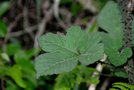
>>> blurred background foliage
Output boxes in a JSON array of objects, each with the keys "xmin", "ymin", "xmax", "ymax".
[{"xmin": 0, "ymin": 0, "xmax": 125, "ymax": 90}]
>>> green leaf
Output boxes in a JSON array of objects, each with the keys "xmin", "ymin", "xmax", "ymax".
[
  {"xmin": 39, "ymin": 33, "xmax": 76, "ymax": 55},
  {"xmin": 101, "ymin": 33, "xmax": 120, "ymax": 51},
  {"xmin": 109, "ymin": 88, "xmax": 118, "ymax": 90},
  {"xmin": 114, "ymin": 71, "xmax": 128, "ymax": 78},
  {"xmin": 101, "ymin": 33, "xmax": 132, "ymax": 66},
  {"xmin": 16, "ymin": 59, "xmax": 35, "ymax": 76},
  {"xmin": 6, "ymin": 65, "xmax": 26, "ymax": 88},
  {"xmin": 75, "ymin": 66, "xmax": 99, "ymax": 84},
  {"xmin": 71, "ymin": 2, "xmax": 82, "ymax": 16},
  {"xmin": 0, "ymin": 1, "xmax": 10, "ymax": 17},
  {"xmin": 35, "ymin": 53, "xmax": 78, "ymax": 77},
  {"xmin": 78, "ymin": 43, "xmax": 103, "ymax": 65},
  {"xmin": 77, "ymin": 32, "xmax": 102, "ymax": 52},
  {"xmin": 98, "ymin": 1, "xmax": 122, "ymax": 46},
  {"xmin": 79, "ymin": 44, "xmax": 103, "ymax": 65},
  {"xmin": 97, "ymin": 1, "xmax": 132, "ymax": 66},
  {"xmin": 0, "ymin": 65, "xmax": 7, "ymax": 77},
  {"xmin": 0, "ymin": 53, "xmax": 9, "ymax": 62},
  {"xmin": 25, "ymin": 48, "xmax": 40, "ymax": 59},
  {"xmin": 87, "ymin": 77, "xmax": 100, "ymax": 84},
  {"xmin": 108, "ymin": 48, "xmax": 132, "ymax": 66},
  {"xmin": 87, "ymin": 22, "xmax": 98, "ymax": 32},
  {"xmin": 14, "ymin": 50, "xmax": 28, "ymax": 62},
  {"xmin": 77, "ymin": 32, "xmax": 104, "ymax": 65},
  {"xmin": 98, "ymin": 1, "xmax": 121, "ymax": 31},
  {"xmin": 54, "ymin": 65, "xmax": 96, "ymax": 89},
  {"xmin": 16, "ymin": 62, "xmax": 36, "ymax": 88},
  {"xmin": 74, "ymin": 65, "xmax": 95, "ymax": 79},
  {"xmin": 14, "ymin": 48, "xmax": 39, "ymax": 62},
  {"xmin": 35, "ymin": 26, "xmax": 104, "ymax": 77},
  {"xmin": 65, "ymin": 26, "xmax": 84, "ymax": 53},
  {"xmin": 111, "ymin": 82, "xmax": 134, "ymax": 90},
  {"xmin": 6, "ymin": 80, "xmax": 19, "ymax": 90},
  {"xmin": 0, "ymin": 20, "xmax": 7, "ymax": 37},
  {"xmin": 112, "ymin": 85, "xmax": 127, "ymax": 90},
  {"xmin": 54, "ymin": 73, "xmax": 75, "ymax": 90},
  {"xmin": 6, "ymin": 43, "xmax": 21, "ymax": 56}
]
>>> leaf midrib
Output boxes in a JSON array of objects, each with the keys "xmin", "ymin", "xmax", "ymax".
[
  {"xmin": 43, "ymin": 56, "xmax": 78, "ymax": 74},
  {"xmin": 45, "ymin": 39, "xmax": 78, "ymax": 55}
]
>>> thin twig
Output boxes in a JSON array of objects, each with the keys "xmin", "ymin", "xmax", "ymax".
[
  {"xmin": 4, "ymin": 13, "xmax": 23, "ymax": 44},
  {"xmin": 9, "ymin": 25, "xmax": 37, "ymax": 37},
  {"xmin": 100, "ymin": 78, "xmax": 111, "ymax": 90},
  {"xmin": 23, "ymin": 2, "xmax": 34, "ymax": 39},
  {"xmin": 34, "ymin": 8, "xmax": 53, "ymax": 48},
  {"xmin": 53, "ymin": 0, "xmax": 60, "ymax": 20},
  {"xmin": 88, "ymin": 54, "xmax": 107, "ymax": 90},
  {"xmin": 59, "ymin": 8, "xmax": 72, "ymax": 28}
]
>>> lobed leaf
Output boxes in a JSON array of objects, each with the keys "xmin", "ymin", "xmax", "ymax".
[
  {"xmin": 35, "ymin": 26, "xmax": 104, "ymax": 77},
  {"xmin": 39, "ymin": 33, "xmax": 65, "ymax": 52},
  {"xmin": 98, "ymin": 1, "xmax": 132, "ymax": 66},
  {"xmin": 98, "ymin": 1, "xmax": 123, "ymax": 48}
]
